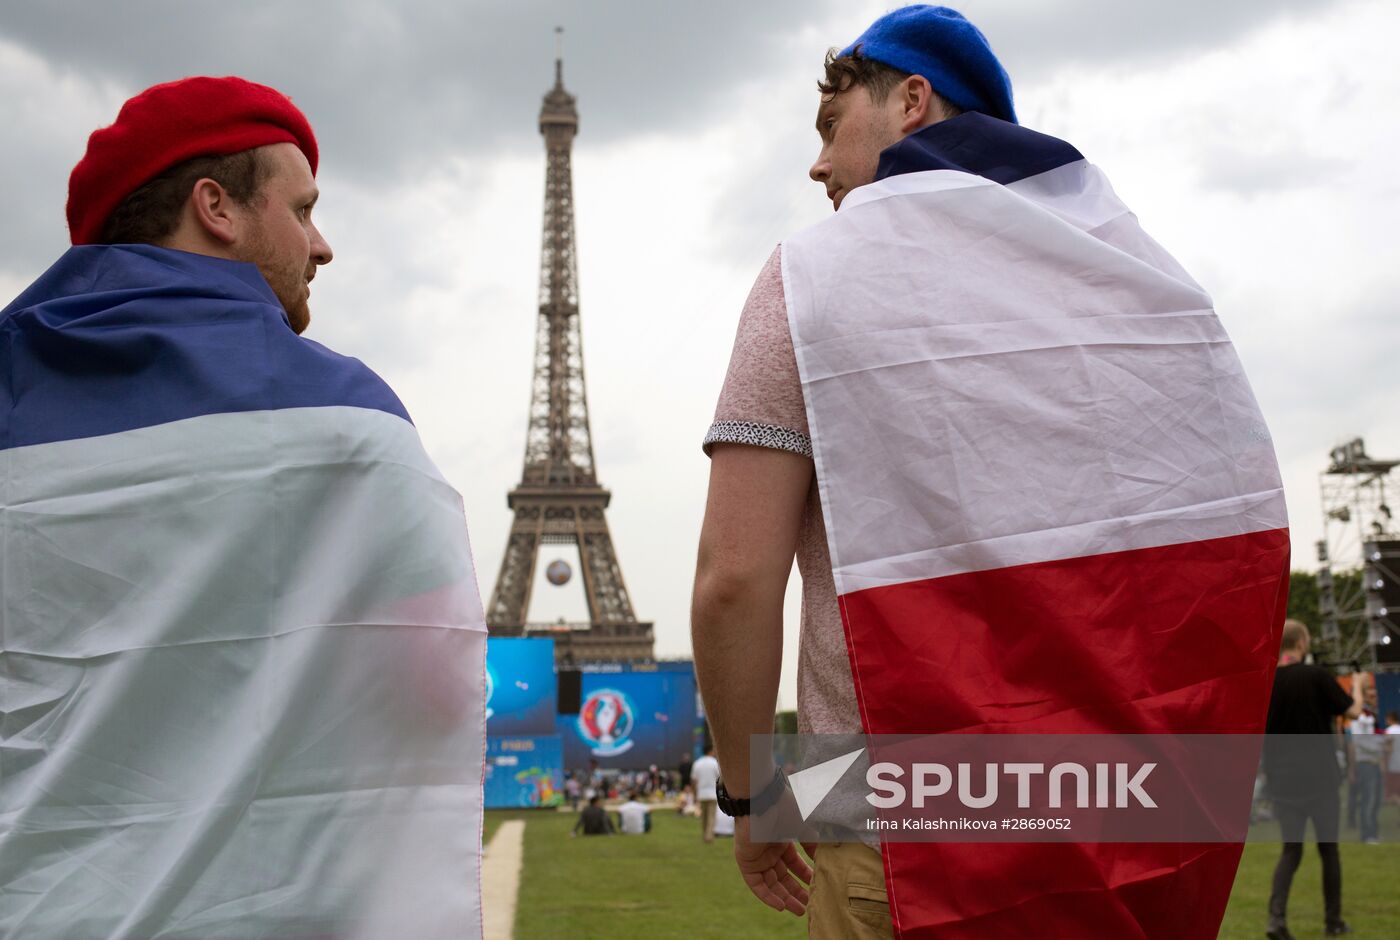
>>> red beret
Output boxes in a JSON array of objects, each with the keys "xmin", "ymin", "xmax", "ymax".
[{"xmin": 67, "ymin": 75, "xmax": 318, "ymax": 245}]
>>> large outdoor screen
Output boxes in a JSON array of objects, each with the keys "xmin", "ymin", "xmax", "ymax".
[
  {"xmin": 485, "ymin": 637, "xmax": 557, "ymax": 736},
  {"xmin": 485, "ymin": 735, "xmax": 563, "ymax": 808},
  {"xmin": 558, "ymin": 662, "xmax": 701, "ymax": 769}
]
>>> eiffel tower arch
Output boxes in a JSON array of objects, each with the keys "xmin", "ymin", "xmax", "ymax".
[{"xmin": 486, "ymin": 51, "xmax": 655, "ymax": 665}]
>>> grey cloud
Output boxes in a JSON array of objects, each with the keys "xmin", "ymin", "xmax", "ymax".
[
  {"xmin": 0, "ymin": 0, "xmax": 1352, "ymax": 283},
  {"xmin": 696, "ymin": 0, "xmax": 1352, "ymax": 270},
  {"xmin": 1240, "ymin": 277, "xmax": 1400, "ymax": 432},
  {"xmin": 0, "ymin": 0, "xmax": 839, "ymax": 179},
  {"xmin": 0, "ymin": 133, "xmax": 71, "ymax": 275},
  {"xmin": 964, "ymin": 0, "xmax": 1339, "ymax": 80},
  {"xmin": 1198, "ymin": 147, "xmax": 1350, "ymax": 197},
  {"xmin": 1, "ymin": 0, "xmax": 1346, "ymax": 177},
  {"xmin": 0, "ymin": 0, "xmax": 823, "ymax": 276}
]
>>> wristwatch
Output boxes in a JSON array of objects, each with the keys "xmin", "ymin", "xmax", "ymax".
[{"xmin": 716, "ymin": 767, "xmax": 786, "ymax": 817}]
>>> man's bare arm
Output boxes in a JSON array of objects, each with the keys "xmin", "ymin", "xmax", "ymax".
[
  {"xmin": 693, "ymin": 442, "xmax": 814, "ymax": 915},
  {"xmin": 692, "ymin": 443, "xmax": 812, "ymax": 796}
]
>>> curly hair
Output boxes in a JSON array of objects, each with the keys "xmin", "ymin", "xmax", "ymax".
[
  {"xmin": 98, "ymin": 149, "xmax": 269, "ymax": 245},
  {"xmin": 818, "ymin": 45, "xmax": 962, "ymax": 118}
]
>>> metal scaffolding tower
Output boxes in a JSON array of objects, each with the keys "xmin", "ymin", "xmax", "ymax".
[{"xmin": 1317, "ymin": 437, "xmax": 1399, "ymax": 668}]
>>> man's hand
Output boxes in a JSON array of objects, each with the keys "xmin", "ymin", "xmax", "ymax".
[{"xmin": 734, "ymin": 816, "xmax": 813, "ymax": 916}]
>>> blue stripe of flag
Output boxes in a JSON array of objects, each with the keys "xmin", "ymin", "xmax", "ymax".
[
  {"xmin": 0, "ymin": 245, "xmax": 409, "ymax": 451},
  {"xmin": 875, "ymin": 112, "xmax": 1083, "ymax": 186}
]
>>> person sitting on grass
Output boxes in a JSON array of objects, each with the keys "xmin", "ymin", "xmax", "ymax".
[
  {"xmin": 617, "ymin": 790, "xmax": 652, "ymax": 835},
  {"xmin": 572, "ymin": 795, "xmax": 615, "ymax": 837}
]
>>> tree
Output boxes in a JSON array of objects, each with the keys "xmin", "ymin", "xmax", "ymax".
[
  {"xmin": 1286, "ymin": 571, "xmax": 1319, "ymax": 626},
  {"xmin": 1285, "ymin": 569, "xmax": 1369, "ymax": 664}
]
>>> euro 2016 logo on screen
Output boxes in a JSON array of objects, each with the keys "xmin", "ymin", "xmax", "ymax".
[{"xmin": 577, "ymin": 688, "xmax": 635, "ymax": 757}]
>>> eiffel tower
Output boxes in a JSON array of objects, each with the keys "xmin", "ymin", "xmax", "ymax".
[{"xmin": 486, "ymin": 45, "xmax": 654, "ymax": 664}]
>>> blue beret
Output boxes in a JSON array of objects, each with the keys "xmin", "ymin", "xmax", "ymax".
[{"xmin": 839, "ymin": 5, "xmax": 1017, "ymax": 124}]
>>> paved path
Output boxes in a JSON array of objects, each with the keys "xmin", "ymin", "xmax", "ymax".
[{"xmin": 481, "ymin": 820, "xmax": 525, "ymax": 940}]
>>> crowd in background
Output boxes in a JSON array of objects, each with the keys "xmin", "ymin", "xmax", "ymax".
[{"xmin": 566, "ymin": 750, "xmax": 732, "ymax": 840}]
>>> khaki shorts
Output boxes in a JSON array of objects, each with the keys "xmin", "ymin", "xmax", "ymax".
[
  {"xmin": 699, "ymin": 799, "xmax": 717, "ymax": 842},
  {"xmin": 808, "ymin": 842, "xmax": 892, "ymax": 940}
]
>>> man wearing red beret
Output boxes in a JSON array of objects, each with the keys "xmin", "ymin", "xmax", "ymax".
[
  {"xmin": 67, "ymin": 74, "xmax": 329, "ymax": 333},
  {"xmin": 0, "ymin": 77, "xmax": 487, "ymax": 938}
]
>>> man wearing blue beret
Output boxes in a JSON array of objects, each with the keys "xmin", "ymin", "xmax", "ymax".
[{"xmin": 693, "ymin": 5, "xmax": 1290, "ymax": 939}]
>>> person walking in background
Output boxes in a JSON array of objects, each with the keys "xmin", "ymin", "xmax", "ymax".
[
  {"xmin": 1384, "ymin": 710, "xmax": 1400, "ymax": 810},
  {"xmin": 1344, "ymin": 704, "xmax": 1361, "ymax": 833},
  {"xmin": 678, "ymin": 751, "xmax": 694, "ymax": 796},
  {"xmin": 1348, "ymin": 682, "xmax": 1384, "ymax": 844},
  {"xmin": 1264, "ymin": 620, "xmax": 1365, "ymax": 939},
  {"xmin": 691, "ymin": 744, "xmax": 721, "ymax": 843},
  {"xmin": 565, "ymin": 772, "xmax": 582, "ymax": 812}
]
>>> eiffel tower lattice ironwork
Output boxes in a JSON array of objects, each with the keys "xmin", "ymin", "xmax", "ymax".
[{"xmin": 486, "ymin": 50, "xmax": 654, "ymax": 663}]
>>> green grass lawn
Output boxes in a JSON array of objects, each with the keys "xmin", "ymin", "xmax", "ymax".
[
  {"xmin": 490, "ymin": 804, "xmax": 1400, "ymax": 939},
  {"xmin": 509, "ymin": 807, "xmax": 805, "ymax": 940},
  {"xmin": 1221, "ymin": 801, "xmax": 1400, "ymax": 939},
  {"xmin": 1219, "ymin": 841, "xmax": 1400, "ymax": 938}
]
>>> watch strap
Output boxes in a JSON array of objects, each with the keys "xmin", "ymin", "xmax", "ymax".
[{"xmin": 717, "ymin": 767, "xmax": 786, "ymax": 817}]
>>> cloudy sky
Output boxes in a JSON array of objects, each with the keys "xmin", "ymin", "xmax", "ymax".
[{"xmin": 3, "ymin": 0, "xmax": 1396, "ymax": 708}]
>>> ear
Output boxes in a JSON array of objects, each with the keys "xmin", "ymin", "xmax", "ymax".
[
  {"xmin": 897, "ymin": 74, "xmax": 938, "ymax": 134},
  {"xmin": 188, "ymin": 177, "xmax": 239, "ymax": 246}
]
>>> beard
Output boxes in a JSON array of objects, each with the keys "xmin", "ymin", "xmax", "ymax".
[
  {"xmin": 279, "ymin": 284, "xmax": 312, "ymax": 335},
  {"xmin": 238, "ymin": 226, "xmax": 313, "ymax": 334}
]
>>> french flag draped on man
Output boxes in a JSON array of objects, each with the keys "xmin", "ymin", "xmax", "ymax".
[
  {"xmin": 782, "ymin": 115, "xmax": 1290, "ymax": 937},
  {"xmin": 0, "ymin": 245, "xmax": 487, "ymax": 938}
]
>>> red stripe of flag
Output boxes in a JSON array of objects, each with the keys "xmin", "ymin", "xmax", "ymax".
[{"xmin": 838, "ymin": 527, "xmax": 1290, "ymax": 937}]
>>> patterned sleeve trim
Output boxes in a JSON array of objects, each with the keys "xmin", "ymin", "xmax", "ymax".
[{"xmin": 703, "ymin": 420, "xmax": 813, "ymax": 458}]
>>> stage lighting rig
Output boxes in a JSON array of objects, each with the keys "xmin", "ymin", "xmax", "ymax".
[{"xmin": 1319, "ymin": 437, "xmax": 1400, "ymax": 667}]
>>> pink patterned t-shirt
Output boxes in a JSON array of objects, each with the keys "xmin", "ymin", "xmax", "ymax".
[{"xmin": 703, "ymin": 247, "xmax": 861, "ymax": 735}]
